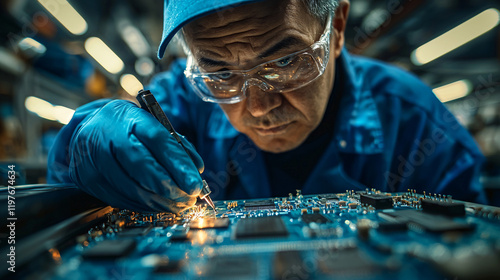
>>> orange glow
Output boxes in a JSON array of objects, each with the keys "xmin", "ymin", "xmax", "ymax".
[
  {"xmin": 48, "ymin": 248, "xmax": 62, "ymax": 263},
  {"xmin": 191, "ymin": 230, "xmax": 209, "ymax": 245},
  {"xmin": 116, "ymin": 220, "xmax": 125, "ymax": 227},
  {"xmin": 197, "ymin": 218, "xmax": 205, "ymax": 228}
]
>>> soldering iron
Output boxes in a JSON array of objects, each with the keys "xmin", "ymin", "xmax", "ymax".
[{"xmin": 136, "ymin": 89, "xmax": 216, "ymax": 213}]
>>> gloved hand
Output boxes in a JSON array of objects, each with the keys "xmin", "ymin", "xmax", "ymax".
[{"xmin": 68, "ymin": 100, "xmax": 204, "ymax": 213}]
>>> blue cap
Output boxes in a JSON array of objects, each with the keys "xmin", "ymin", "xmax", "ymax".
[{"xmin": 158, "ymin": 0, "xmax": 264, "ymax": 59}]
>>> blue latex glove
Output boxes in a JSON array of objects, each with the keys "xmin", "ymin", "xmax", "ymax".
[{"xmin": 68, "ymin": 100, "xmax": 204, "ymax": 213}]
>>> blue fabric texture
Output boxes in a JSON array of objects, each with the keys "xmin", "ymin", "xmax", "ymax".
[{"xmin": 48, "ymin": 49, "xmax": 488, "ymax": 207}]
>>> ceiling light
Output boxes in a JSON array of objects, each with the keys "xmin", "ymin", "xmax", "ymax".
[
  {"xmin": 37, "ymin": 0, "xmax": 87, "ymax": 35},
  {"xmin": 25, "ymin": 96, "xmax": 75, "ymax": 124},
  {"xmin": 120, "ymin": 74, "xmax": 143, "ymax": 97},
  {"xmin": 118, "ymin": 20, "xmax": 150, "ymax": 57},
  {"xmin": 53, "ymin": 105, "xmax": 76, "ymax": 125},
  {"xmin": 433, "ymin": 80, "xmax": 472, "ymax": 103},
  {"xmin": 84, "ymin": 37, "xmax": 124, "ymax": 74},
  {"xmin": 135, "ymin": 57, "xmax": 155, "ymax": 76},
  {"xmin": 411, "ymin": 8, "xmax": 500, "ymax": 65},
  {"xmin": 18, "ymin": 37, "xmax": 46, "ymax": 55}
]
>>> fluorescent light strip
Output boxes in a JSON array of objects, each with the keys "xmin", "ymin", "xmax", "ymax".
[
  {"xmin": 120, "ymin": 24, "xmax": 150, "ymax": 57},
  {"xmin": 412, "ymin": 8, "xmax": 500, "ymax": 65},
  {"xmin": 37, "ymin": 0, "xmax": 87, "ymax": 35},
  {"xmin": 18, "ymin": 38, "xmax": 46, "ymax": 54},
  {"xmin": 433, "ymin": 80, "xmax": 472, "ymax": 103},
  {"xmin": 25, "ymin": 96, "xmax": 75, "ymax": 124},
  {"xmin": 120, "ymin": 74, "xmax": 143, "ymax": 97},
  {"xmin": 84, "ymin": 37, "xmax": 124, "ymax": 74}
]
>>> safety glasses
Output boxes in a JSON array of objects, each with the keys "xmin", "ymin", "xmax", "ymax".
[{"xmin": 184, "ymin": 15, "xmax": 332, "ymax": 104}]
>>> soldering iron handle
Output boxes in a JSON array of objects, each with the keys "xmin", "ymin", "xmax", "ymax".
[
  {"xmin": 137, "ymin": 89, "xmax": 216, "ymax": 212},
  {"xmin": 136, "ymin": 89, "xmax": 198, "ymax": 170}
]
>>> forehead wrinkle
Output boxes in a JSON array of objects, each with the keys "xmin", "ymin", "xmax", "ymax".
[
  {"xmin": 218, "ymin": 23, "xmax": 314, "ymax": 56},
  {"xmin": 185, "ymin": 0, "xmax": 321, "ymax": 69},
  {"xmin": 215, "ymin": 41, "xmax": 262, "ymax": 67},
  {"xmin": 193, "ymin": 36, "xmax": 261, "ymax": 63},
  {"xmin": 191, "ymin": 16, "xmax": 275, "ymax": 39},
  {"xmin": 192, "ymin": 10, "xmax": 264, "ymax": 29},
  {"xmin": 192, "ymin": 26, "xmax": 283, "ymax": 65},
  {"xmin": 189, "ymin": 20, "xmax": 283, "ymax": 49},
  {"xmin": 193, "ymin": 26, "xmax": 313, "ymax": 69}
]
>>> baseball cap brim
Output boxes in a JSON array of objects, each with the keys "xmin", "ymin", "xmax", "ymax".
[{"xmin": 158, "ymin": 0, "xmax": 265, "ymax": 59}]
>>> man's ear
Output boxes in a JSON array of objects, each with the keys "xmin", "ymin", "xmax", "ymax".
[{"xmin": 332, "ymin": 0, "xmax": 350, "ymax": 58}]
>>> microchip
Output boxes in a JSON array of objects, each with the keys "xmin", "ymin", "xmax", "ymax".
[
  {"xmin": 421, "ymin": 199, "xmax": 465, "ymax": 217},
  {"xmin": 245, "ymin": 199, "xmax": 275, "ymax": 207},
  {"xmin": 317, "ymin": 194, "xmax": 338, "ymax": 200},
  {"xmin": 274, "ymin": 251, "xmax": 308, "ymax": 279},
  {"xmin": 380, "ymin": 210, "xmax": 474, "ymax": 233},
  {"xmin": 246, "ymin": 205, "xmax": 276, "ymax": 211},
  {"xmin": 377, "ymin": 221, "xmax": 408, "ymax": 232},
  {"xmin": 302, "ymin": 213, "xmax": 330, "ymax": 224},
  {"xmin": 154, "ymin": 259, "xmax": 184, "ymax": 274},
  {"xmin": 235, "ymin": 216, "xmax": 288, "ymax": 239},
  {"xmin": 317, "ymin": 247, "xmax": 382, "ymax": 275},
  {"xmin": 245, "ymin": 199, "xmax": 276, "ymax": 211},
  {"xmin": 318, "ymin": 194, "xmax": 339, "ymax": 203},
  {"xmin": 82, "ymin": 239, "xmax": 136, "ymax": 259},
  {"xmin": 360, "ymin": 194, "xmax": 393, "ymax": 209},
  {"xmin": 118, "ymin": 225, "xmax": 153, "ymax": 237},
  {"xmin": 202, "ymin": 256, "xmax": 257, "ymax": 278},
  {"xmin": 189, "ymin": 218, "xmax": 229, "ymax": 229}
]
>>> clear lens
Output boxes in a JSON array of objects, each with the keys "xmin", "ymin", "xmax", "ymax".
[{"xmin": 258, "ymin": 53, "xmax": 322, "ymax": 91}]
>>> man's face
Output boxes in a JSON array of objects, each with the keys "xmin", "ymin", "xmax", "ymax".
[{"xmin": 184, "ymin": 0, "xmax": 348, "ymax": 153}]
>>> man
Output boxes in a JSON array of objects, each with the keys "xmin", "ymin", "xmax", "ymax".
[{"xmin": 47, "ymin": 0, "xmax": 487, "ymax": 213}]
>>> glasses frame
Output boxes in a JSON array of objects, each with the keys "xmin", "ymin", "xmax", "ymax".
[{"xmin": 184, "ymin": 14, "xmax": 333, "ymax": 104}]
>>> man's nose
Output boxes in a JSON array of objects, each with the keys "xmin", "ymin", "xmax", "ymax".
[{"xmin": 245, "ymin": 85, "xmax": 282, "ymax": 117}]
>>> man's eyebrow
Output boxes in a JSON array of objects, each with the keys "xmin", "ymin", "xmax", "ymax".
[
  {"xmin": 259, "ymin": 36, "xmax": 304, "ymax": 59},
  {"xmin": 196, "ymin": 36, "xmax": 305, "ymax": 69},
  {"xmin": 198, "ymin": 57, "xmax": 229, "ymax": 68}
]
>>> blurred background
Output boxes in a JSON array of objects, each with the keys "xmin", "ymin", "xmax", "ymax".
[{"xmin": 0, "ymin": 0, "xmax": 499, "ymax": 203}]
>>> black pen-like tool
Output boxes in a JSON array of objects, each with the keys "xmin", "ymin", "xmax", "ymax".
[{"xmin": 136, "ymin": 89, "xmax": 216, "ymax": 213}]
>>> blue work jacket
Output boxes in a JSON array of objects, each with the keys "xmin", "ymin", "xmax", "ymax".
[{"xmin": 47, "ymin": 50, "xmax": 487, "ymax": 204}]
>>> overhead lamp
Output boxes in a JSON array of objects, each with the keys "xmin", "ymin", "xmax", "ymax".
[
  {"xmin": 0, "ymin": 47, "xmax": 25, "ymax": 75},
  {"xmin": 53, "ymin": 105, "xmax": 76, "ymax": 125},
  {"xmin": 411, "ymin": 8, "xmax": 500, "ymax": 65},
  {"xmin": 120, "ymin": 74, "xmax": 143, "ymax": 97},
  {"xmin": 432, "ymin": 80, "xmax": 472, "ymax": 103},
  {"xmin": 84, "ymin": 37, "xmax": 124, "ymax": 74},
  {"xmin": 135, "ymin": 57, "xmax": 155, "ymax": 76},
  {"xmin": 25, "ymin": 96, "xmax": 75, "ymax": 125},
  {"xmin": 118, "ymin": 20, "xmax": 150, "ymax": 57},
  {"xmin": 37, "ymin": 0, "xmax": 87, "ymax": 35},
  {"xmin": 18, "ymin": 37, "xmax": 47, "ymax": 56}
]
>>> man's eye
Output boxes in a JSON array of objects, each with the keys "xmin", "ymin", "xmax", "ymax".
[
  {"xmin": 274, "ymin": 57, "xmax": 292, "ymax": 67},
  {"xmin": 214, "ymin": 72, "xmax": 233, "ymax": 80}
]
